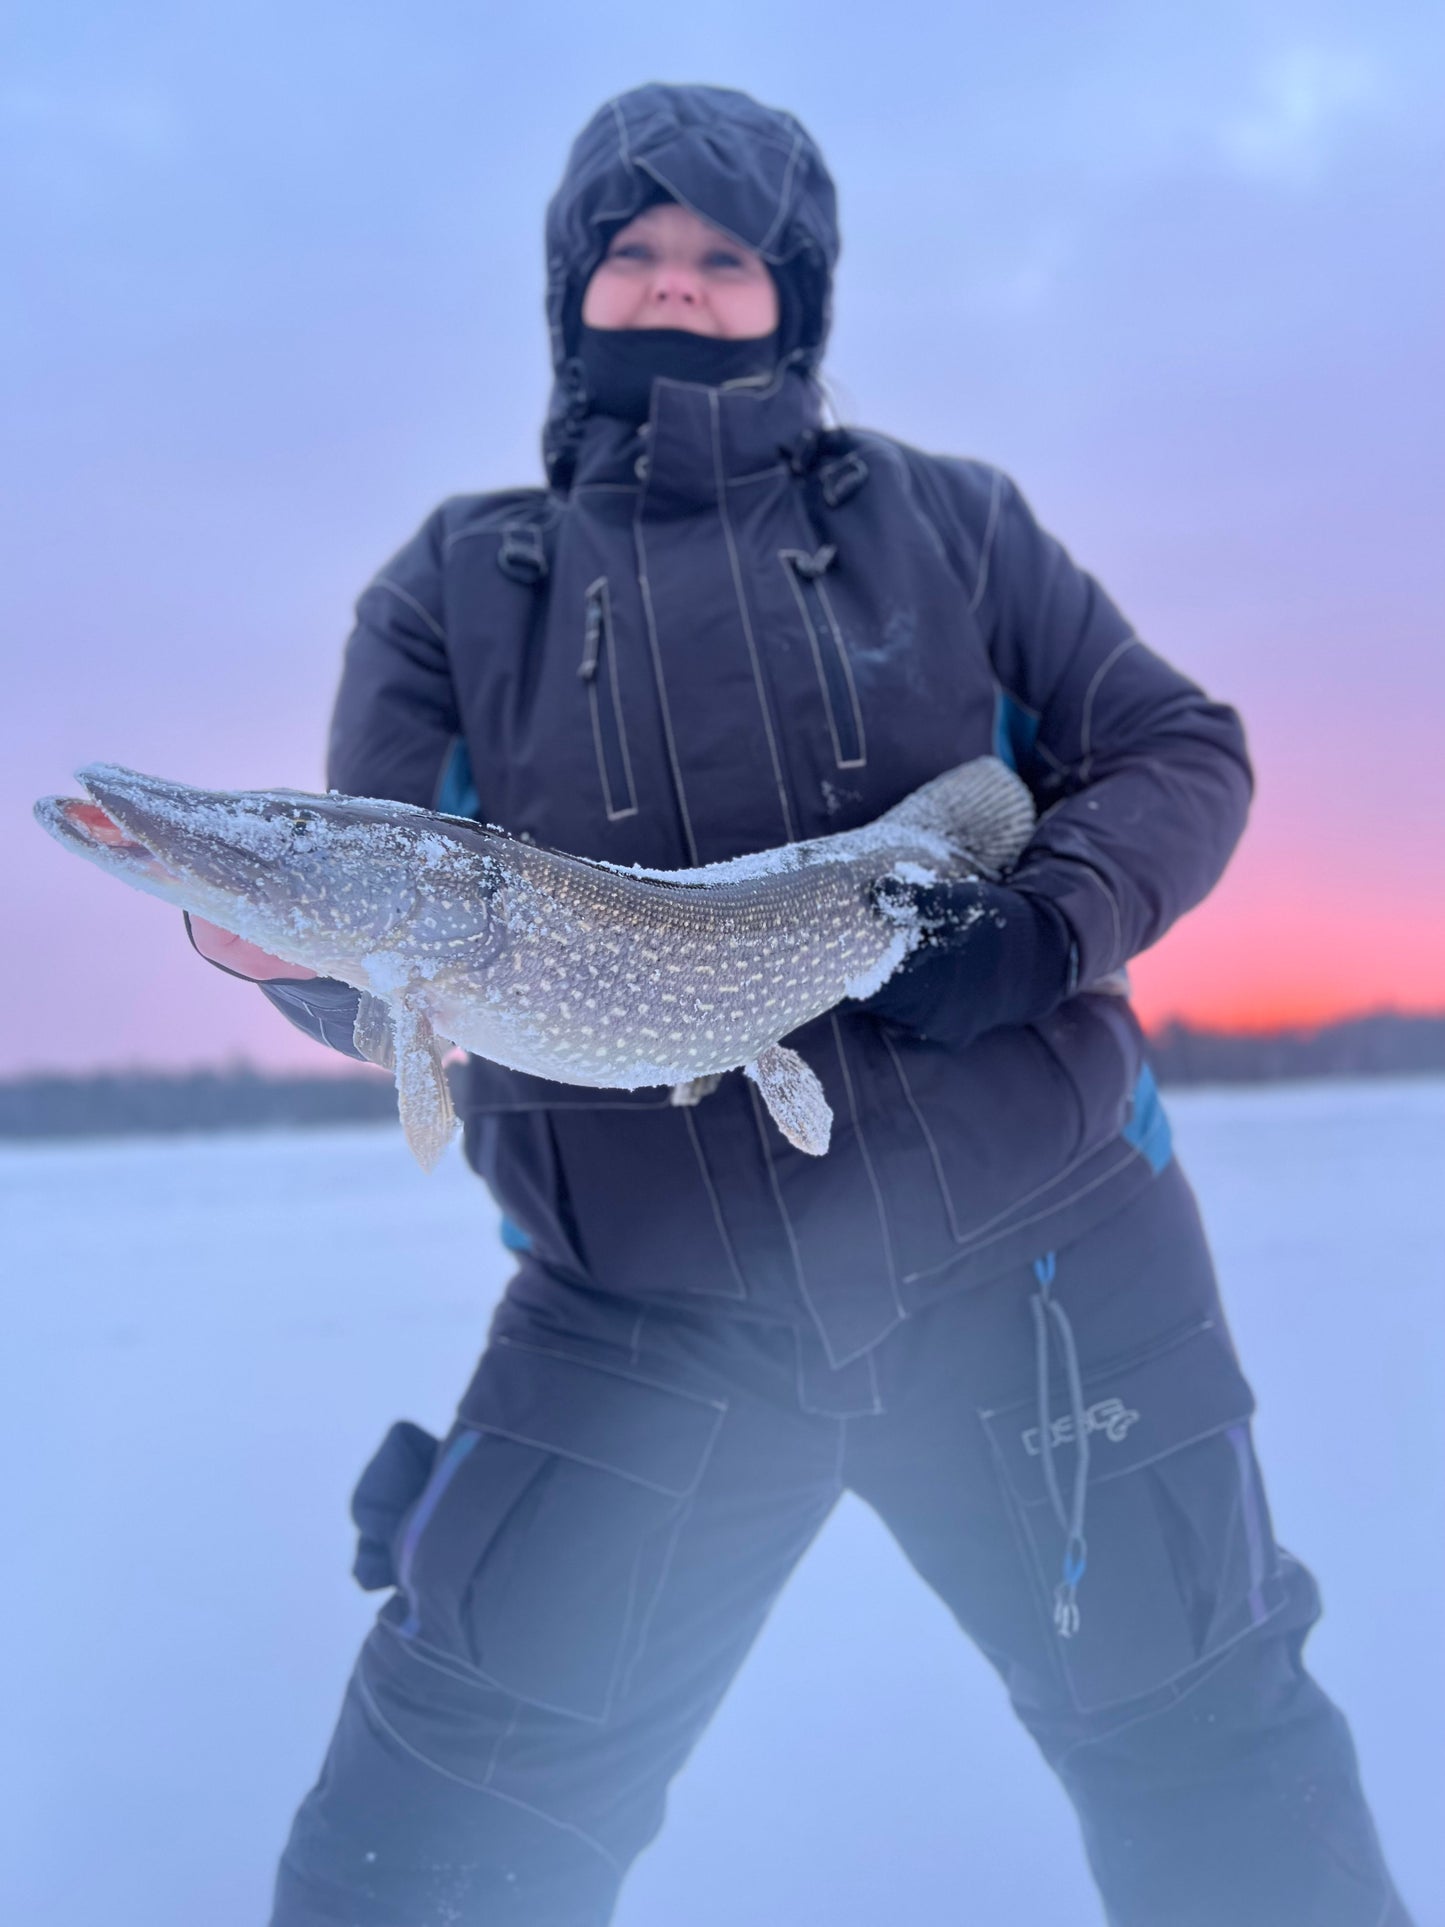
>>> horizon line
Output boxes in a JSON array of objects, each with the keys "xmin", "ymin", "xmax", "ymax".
[{"xmin": 3, "ymin": 1003, "xmax": 1442, "ymax": 1086}]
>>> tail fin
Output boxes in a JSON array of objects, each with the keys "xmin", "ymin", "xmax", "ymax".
[{"xmin": 878, "ymin": 756, "xmax": 1036, "ymax": 877}]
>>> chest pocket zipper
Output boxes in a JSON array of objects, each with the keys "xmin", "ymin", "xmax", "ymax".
[
  {"xmin": 782, "ymin": 547, "xmax": 867, "ymax": 769},
  {"xmin": 579, "ymin": 577, "xmax": 639, "ymax": 820}
]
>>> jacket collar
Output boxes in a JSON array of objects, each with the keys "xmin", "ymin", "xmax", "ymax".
[{"xmin": 568, "ymin": 364, "xmax": 823, "ymax": 509}]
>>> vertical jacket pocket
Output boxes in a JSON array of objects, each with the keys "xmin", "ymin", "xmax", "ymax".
[
  {"xmin": 780, "ymin": 548, "xmax": 866, "ymax": 768},
  {"xmin": 391, "ymin": 1339, "xmax": 726, "ymax": 1723},
  {"xmin": 981, "ymin": 1318, "xmax": 1280, "ymax": 1714},
  {"xmin": 579, "ymin": 576, "xmax": 638, "ymax": 819}
]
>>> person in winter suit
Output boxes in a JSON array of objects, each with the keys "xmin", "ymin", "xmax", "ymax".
[{"xmin": 197, "ymin": 83, "xmax": 1413, "ymax": 1927}]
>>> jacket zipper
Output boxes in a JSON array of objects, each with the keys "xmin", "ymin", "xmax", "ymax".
[
  {"xmin": 784, "ymin": 549, "xmax": 866, "ymax": 768},
  {"xmin": 579, "ymin": 577, "xmax": 638, "ymax": 819}
]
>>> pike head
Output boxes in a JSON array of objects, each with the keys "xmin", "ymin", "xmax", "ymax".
[
  {"xmin": 36, "ymin": 764, "xmax": 510, "ymax": 983},
  {"xmin": 35, "ymin": 765, "xmax": 516, "ymax": 1168}
]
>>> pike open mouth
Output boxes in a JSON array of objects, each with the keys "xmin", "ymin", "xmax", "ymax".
[
  {"xmin": 36, "ymin": 795, "xmax": 182, "ymax": 883},
  {"xmin": 65, "ymin": 800, "xmax": 149, "ymax": 853}
]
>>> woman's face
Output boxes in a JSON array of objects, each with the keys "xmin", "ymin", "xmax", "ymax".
[{"xmin": 581, "ymin": 203, "xmax": 779, "ymax": 339}]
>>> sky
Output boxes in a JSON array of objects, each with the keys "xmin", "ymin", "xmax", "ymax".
[{"xmin": 3, "ymin": 0, "xmax": 1443, "ymax": 1075}]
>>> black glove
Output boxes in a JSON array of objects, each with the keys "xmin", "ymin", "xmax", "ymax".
[
  {"xmin": 183, "ymin": 913, "xmax": 369, "ymax": 1060},
  {"xmin": 855, "ymin": 876, "xmax": 1078, "ymax": 1050},
  {"xmin": 350, "ymin": 1420, "xmax": 440, "ymax": 1592}
]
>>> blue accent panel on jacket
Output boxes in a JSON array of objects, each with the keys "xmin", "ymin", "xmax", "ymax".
[
  {"xmin": 436, "ymin": 739, "xmax": 480, "ymax": 820},
  {"xmin": 1122, "ymin": 1064, "xmax": 1173, "ymax": 1174},
  {"xmin": 992, "ymin": 690, "xmax": 1041, "ymax": 773},
  {"xmin": 499, "ymin": 1215, "xmax": 533, "ymax": 1253}
]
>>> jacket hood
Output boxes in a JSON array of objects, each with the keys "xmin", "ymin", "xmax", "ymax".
[{"xmin": 542, "ymin": 83, "xmax": 840, "ymax": 486}]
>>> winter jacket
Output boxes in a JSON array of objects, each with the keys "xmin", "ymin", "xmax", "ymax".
[{"xmin": 260, "ymin": 84, "xmax": 1252, "ymax": 1369}]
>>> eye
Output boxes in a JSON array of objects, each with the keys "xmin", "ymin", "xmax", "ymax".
[
  {"xmin": 705, "ymin": 250, "xmax": 747, "ymax": 270},
  {"xmin": 608, "ymin": 242, "xmax": 652, "ymax": 263},
  {"xmin": 289, "ymin": 812, "xmax": 314, "ymax": 835}
]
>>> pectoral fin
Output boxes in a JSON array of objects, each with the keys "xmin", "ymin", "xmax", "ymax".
[
  {"xmin": 352, "ymin": 991, "xmax": 396, "ymax": 1071},
  {"xmin": 744, "ymin": 1045, "xmax": 833, "ymax": 1156},
  {"xmin": 389, "ymin": 998, "xmax": 457, "ymax": 1172}
]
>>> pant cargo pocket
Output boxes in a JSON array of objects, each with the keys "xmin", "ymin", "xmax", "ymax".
[
  {"xmin": 387, "ymin": 1337, "xmax": 727, "ymax": 1723},
  {"xmin": 981, "ymin": 1316, "xmax": 1282, "ymax": 1713}
]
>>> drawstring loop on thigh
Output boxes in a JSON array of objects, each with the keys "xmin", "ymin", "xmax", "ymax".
[{"xmin": 1031, "ymin": 1252, "xmax": 1091, "ymax": 1639}]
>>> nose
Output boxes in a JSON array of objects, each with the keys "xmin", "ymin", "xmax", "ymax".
[{"xmin": 648, "ymin": 262, "xmax": 703, "ymax": 310}]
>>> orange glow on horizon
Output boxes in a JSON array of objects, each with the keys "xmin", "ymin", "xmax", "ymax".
[
  {"xmin": 1128, "ymin": 902, "xmax": 1445, "ymax": 1037},
  {"xmin": 1135, "ymin": 984, "xmax": 1444, "ymax": 1037}
]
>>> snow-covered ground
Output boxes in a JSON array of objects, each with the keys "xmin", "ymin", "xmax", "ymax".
[{"xmin": 3, "ymin": 1079, "xmax": 1442, "ymax": 1926}]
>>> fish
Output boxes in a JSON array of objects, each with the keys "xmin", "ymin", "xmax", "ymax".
[{"xmin": 34, "ymin": 757, "xmax": 1036, "ymax": 1168}]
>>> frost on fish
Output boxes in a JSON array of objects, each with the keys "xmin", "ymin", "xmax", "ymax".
[
  {"xmin": 33, "ymin": 754, "xmax": 1037, "ymax": 1168},
  {"xmin": 745, "ymin": 1045, "xmax": 832, "ymax": 1156},
  {"xmin": 887, "ymin": 860, "xmax": 939, "ymax": 888},
  {"xmin": 352, "ymin": 992, "xmax": 395, "ymax": 1071},
  {"xmin": 841, "ymin": 920, "xmax": 917, "ymax": 1002}
]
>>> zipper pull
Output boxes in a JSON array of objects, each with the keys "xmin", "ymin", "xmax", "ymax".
[
  {"xmin": 579, "ymin": 583, "xmax": 605, "ymax": 681},
  {"xmin": 792, "ymin": 544, "xmax": 837, "ymax": 581}
]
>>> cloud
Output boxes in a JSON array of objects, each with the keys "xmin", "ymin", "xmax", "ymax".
[{"xmin": 1217, "ymin": 47, "xmax": 1387, "ymax": 186}]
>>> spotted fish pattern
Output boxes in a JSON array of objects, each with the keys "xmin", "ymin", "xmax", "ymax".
[{"xmin": 35, "ymin": 757, "xmax": 1035, "ymax": 1166}]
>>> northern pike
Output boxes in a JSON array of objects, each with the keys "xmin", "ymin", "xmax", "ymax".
[{"xmin": 35, "ymin": 758, "xmax": 1035, "ymax": 1167}]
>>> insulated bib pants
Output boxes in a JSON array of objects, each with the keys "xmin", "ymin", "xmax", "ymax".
[{"xmin": 271, "ymin": 1163, "xmax": 1411, "ymax": 1927}]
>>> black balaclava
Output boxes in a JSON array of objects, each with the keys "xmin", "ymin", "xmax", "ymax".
[
  {"xmin": 575, "ymin": 318, "xmax": 782, "ymax": 425},
  {"xmin": 572, "ymin": 178, "xmax": 795, "ymax": 425},
  {"xmin": 541, "ymin": 84, "xmax": 840, "ymax": 482}
]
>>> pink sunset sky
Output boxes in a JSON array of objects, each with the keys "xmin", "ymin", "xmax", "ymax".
[{"xmin": 4, "ymin": 2, "xmax": 1442, "ymax": 1077}]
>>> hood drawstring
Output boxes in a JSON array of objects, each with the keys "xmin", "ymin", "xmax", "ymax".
[
  {"xmin": 546, "ymin": 356, "xmax": 592, "ymax": 495},
  {"xmin": 1030, "ymin": 1251, "xmax": 1091, "ymax": 1638}
]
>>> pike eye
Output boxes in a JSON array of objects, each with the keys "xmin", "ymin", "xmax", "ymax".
[{"xmin": 289, "ymin": 812, "xmax": 315, "ymax": 836}]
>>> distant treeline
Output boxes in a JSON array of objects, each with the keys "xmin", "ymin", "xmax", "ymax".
[
  {"xmin": 1, "ymin": 1062, "xmax": 397, "ymax": 1142},
  {"xmin": 2, "ymin": 1012, "xmax": 1442, "ymax": 1143},
  {"xmin": 1146, "ymin": 1012, "xmax": 1445, "ymax": 1086}
]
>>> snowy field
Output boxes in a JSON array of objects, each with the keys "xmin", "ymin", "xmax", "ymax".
[{"xmin": 3, "ymin": 1079, "xmax": 1443, "ymax": 1926}]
